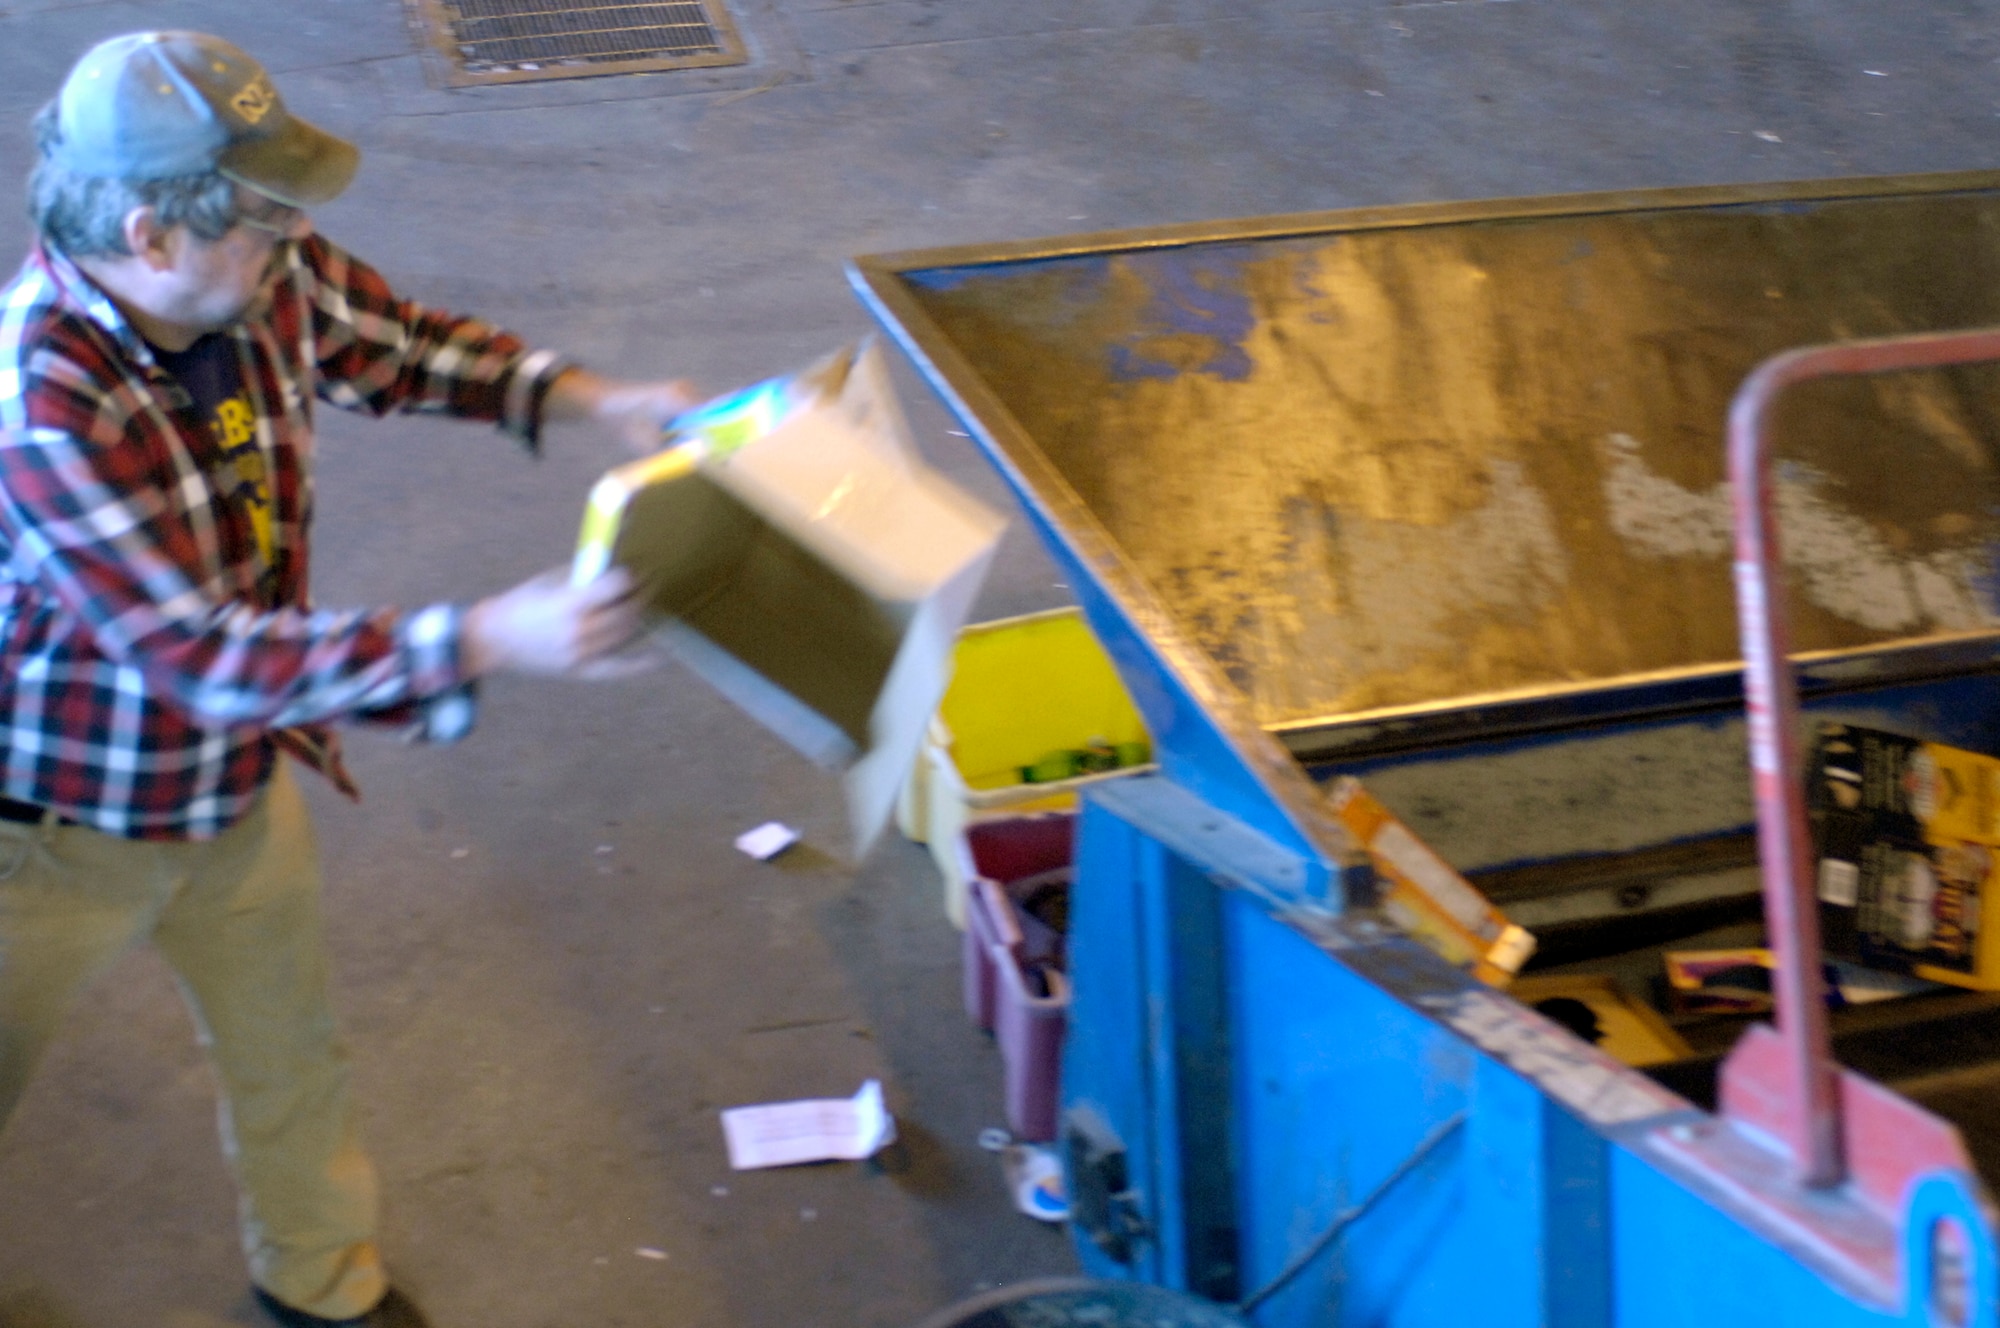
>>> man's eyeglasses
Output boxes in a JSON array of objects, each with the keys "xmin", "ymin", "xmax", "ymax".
[{"xmin": 235, "ymin": 195, "xmax": 308, "ymax": 239}]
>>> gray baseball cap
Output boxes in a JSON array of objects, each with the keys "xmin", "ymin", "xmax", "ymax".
[{"xmin": 51, "ymin": 31, "xmax": 358, "ymax": 207}]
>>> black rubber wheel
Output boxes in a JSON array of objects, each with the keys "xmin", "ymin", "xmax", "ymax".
[{"xmin": 909, "ymin": 1278, "xmax": 1249, "ymax": 1328}]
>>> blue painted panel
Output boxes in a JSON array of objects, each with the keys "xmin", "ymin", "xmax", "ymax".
[
  {"xmin": 1436, "ymin": 1059, "xmax": 1611, "ymax": 1328},
  {"xmin": 1223, "ymin": 893, "xmax": 1471, "ymax": 1327},
  {"xmin": 903, "ymin": 241, "xmax": 1327, "ymax": 389},
  {"xmin": 1543, "ymin": 1099, "xmax": 1614, "ymax": 1327},
  {"xmin": 1141, "ymin": 836, "xmax": 1194, "ymax": 1293},
  {"xmin": 1150, "ymin": 843, "xmax": 1242, "ymax": 1301},
  {"xmin": 1607, "ymin": 1150, "xmax": 1904, "ymax": 1328},
  {"xmin": 1064, "ymin": 796, "xmax": 1160, "ymax": 1283}
]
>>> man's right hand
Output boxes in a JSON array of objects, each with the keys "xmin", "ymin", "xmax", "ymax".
[{"xmin": 462, "ymin": 567, "xmax": 646, "ymax": 678}]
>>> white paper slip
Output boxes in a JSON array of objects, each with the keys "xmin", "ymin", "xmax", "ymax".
[
  {"xmin": 735, "ymin": 822, "xmax": 801, "ymax": 861},
  {"xmin": 721, "ymin": 1079, "xmax": 896, "ymax": 1170}
]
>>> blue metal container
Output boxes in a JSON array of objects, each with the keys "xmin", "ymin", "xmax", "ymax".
[{"xmin": 852, "ymin": 173, "xmax": 2000, "ymax": 1325}]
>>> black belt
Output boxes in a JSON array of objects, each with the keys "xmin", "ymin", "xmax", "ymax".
[{"xmin": 0, "ymin": 796, "xmax": 73, "ymax": 826}]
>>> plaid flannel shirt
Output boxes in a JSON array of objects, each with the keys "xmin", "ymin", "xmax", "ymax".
[{"xmin": 0, "ymin": 234, "xmax": 570, "ymax": 839}]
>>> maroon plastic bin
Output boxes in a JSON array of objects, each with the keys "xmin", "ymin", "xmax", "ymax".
[{"xmin": 960, "ymin": 814, "xmax": 1074, "ymax": 1142}]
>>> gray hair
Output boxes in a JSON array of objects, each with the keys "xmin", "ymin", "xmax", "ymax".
[{"xmin": 26, "ymin": 102, "xmax": 240, "ymax": 257}]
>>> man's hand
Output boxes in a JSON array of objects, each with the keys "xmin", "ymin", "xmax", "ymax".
[
  {"xmin": 545, "ymin": 368, "xmax": 702, "ymax": 455},
  {"xmin": 462, "ymin": 567, "xmax": 648, "ymax": 678}
]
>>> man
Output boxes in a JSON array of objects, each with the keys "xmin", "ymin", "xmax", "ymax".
[{"xmin": 0, "ymin": 30, "xmax": 699, "ymax": 1328}]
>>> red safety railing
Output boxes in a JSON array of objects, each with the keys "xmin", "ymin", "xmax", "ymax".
[{"xmin": 1728, "ymin": 326, "xmax": 2000, "ymax": 1188}]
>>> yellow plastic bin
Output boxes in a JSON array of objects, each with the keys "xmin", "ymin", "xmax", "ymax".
[{"xmin": 899, "ymin": 606, "xmax": 1152, "ymax": 927}]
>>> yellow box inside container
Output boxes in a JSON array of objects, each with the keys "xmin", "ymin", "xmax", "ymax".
[
  {"xmin": 901, "ymin": 606, "xmax": 1152, "ymax": 926},
  {"xmin": 941, "ymin": 608, "xmax": 1150, "ymax": 792}
]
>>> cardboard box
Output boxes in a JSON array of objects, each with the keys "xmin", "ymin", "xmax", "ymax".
[
  {"xmin": 1325, "ymin": 777, "xmax": 1535, "ymax": 985},
  {"xmin": 1810, "ymin": 723, "xmax": 2000, "ymax": 990},
  {"xmin": 1509, "ymin": 975, "xmax": 1693, "ymax": 1067},
  {"xmin": 1663, "ymin": 946, "xmax": 1943, "ymax": 1014},
  {"xmin": 1662, "ymin": 947, "xmax": 1782, "ymax": 1015},
  {"xmin": 575, "ymin": 341, "xmax": 1005, "ymax": 855}
]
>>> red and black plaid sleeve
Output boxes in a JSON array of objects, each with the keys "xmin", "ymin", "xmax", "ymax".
[{"xmin": 295, "ymin": 234, "xmax": 571, "ymax": 451}]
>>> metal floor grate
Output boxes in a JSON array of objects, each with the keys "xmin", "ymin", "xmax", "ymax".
[{"xmin": 410, "ymin": 0, "xmax": 748, "ymax": 86}]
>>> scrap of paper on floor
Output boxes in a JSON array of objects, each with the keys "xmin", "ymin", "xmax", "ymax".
[{"xmin": 720, "ymin": 1079, "xmax": 895, "ymax": 1170}]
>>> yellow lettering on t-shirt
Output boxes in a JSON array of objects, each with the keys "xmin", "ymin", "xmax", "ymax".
[
  {"xmin": 209, "ymin": 394, "xmax": 274, "ymax": 571},
  {"xmin": 216, "ymin": 398, "xmax": 255, "ymax": 450}
]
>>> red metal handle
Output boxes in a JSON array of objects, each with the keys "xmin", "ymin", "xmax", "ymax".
[{"xmin": 1728, "ymin": 325, "xmax": 2000, "ymax": 1187}]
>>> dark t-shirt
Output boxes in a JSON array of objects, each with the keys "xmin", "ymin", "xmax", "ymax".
[{"xmin": 150, "ymin": 333, "xmax": 274, "ymax": 571}]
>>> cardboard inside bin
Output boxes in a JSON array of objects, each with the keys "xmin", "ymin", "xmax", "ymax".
[
  {"xmin": 1811, "ymin": 722, "xmax": 2000, "ymax": 990},
  {"xmin": 577, "ymin": 342, "xmax": 1005, "ymax": 855}
]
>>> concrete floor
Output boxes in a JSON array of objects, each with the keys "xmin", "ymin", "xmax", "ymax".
[{"xmin": 0, "ymin": 1, "xmax": 1996, "ymax": 1325}]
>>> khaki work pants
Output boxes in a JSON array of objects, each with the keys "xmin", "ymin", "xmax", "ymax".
[{"xmin": 0, "ymin": 764, "xmax": 386, "ymax": 1320}]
